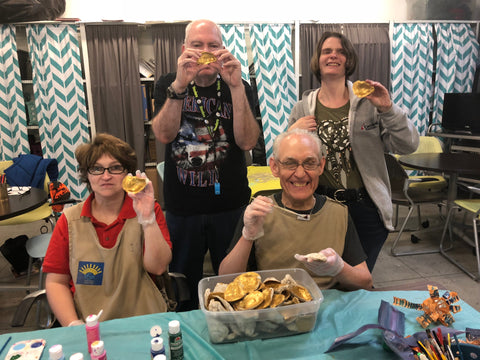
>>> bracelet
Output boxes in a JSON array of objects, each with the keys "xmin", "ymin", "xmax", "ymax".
[
  {"xmin": 242, "ymin": 226, "xmax": 264, "ymax": 241},
  {"xmin": 138, "ymin": 213, "xmax": 156, "ymax": 226}
]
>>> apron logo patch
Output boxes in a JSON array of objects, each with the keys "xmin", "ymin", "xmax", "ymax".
[{"xmin": 76, "ymin": 261, "xmax": 104, "ymax": 285}]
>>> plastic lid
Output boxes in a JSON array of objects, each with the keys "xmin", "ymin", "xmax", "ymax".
[
  {"xmin": 91, "ymin": 340, "xmax": 104, "ymax": 356},
  {"xmin": 86, "ymin": 313, "xmax": 98, "ymax": 327},
  {"xmin": 153, "ymin": 355, "xmax": 167, "ymax": 360},
  {"xmin": 69, "ymin": 353, "xmax": 84, "ymax": 360},
  {"xmin": 168, "ymin": 320, "xmax": 180, "ymax": 334},
  {"xmin": 150, "ymin": 324, "xmax": 162, "ymax": 337},
  {"xmin": 151, "ymin": 337, "xmax": 164, "ymax": 351},
  {"xmin": 49, "ymin": 344, "xmax": 64, "ymax": 360}
]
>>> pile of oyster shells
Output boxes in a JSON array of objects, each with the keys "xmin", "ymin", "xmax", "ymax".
[{"xmin": 203, "ymin": 271, "xmax": 316, "ymax": 343}]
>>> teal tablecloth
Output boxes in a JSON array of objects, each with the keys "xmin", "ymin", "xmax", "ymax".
[{"xmin": 1, "ymin": 289, "xmax": 479, "ymax": 359}]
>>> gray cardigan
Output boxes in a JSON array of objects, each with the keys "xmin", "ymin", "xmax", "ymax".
[{"xmin": 288, "ymin": 81, "xmax": 419, "ymax": 230}]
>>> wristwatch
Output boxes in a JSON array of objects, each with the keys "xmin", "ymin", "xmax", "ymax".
[{"xmin": 166, "ymin": 85, "xmax": 188, "ymax": 100}]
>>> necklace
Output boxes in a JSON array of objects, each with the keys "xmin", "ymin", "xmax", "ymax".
[
  {"xmin": 278, "ymin": 197, "xmax": 317, "ymax": 221},
  {"xmin": 191, "ymin": 75, "xmax": 222, "ymax": 139}
]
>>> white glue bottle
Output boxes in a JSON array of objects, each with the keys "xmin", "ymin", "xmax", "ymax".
[
  {"xmin": 48, "ymin": 344, "xmax": 65, "ymax": 360},
  {"xmin": 168, "ymin": 320, "xmax": 184, "ymax": 360},
  {"xmin": 85, "ymin": 310, "xmax": 103, "ymax": 354}
]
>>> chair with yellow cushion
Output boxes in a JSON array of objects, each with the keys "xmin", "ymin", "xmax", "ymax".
[
  {"xmin": 393, "ymin": 136, "xmax": 447, "ymax": 231},
  {"xmin": 439, "ymin": 184, "xmax": 480, "ymax": 280},
  {"xmin": 247, "ymin": 165, "xmax": 281, "ymax": 198},
  {"xmin": 385, "ymin": 153, "xmax": 447, "ymax": 257}
]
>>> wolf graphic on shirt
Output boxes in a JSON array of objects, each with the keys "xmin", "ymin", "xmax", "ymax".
[{"xmin": 172, "ymin": 113, "xmax": 229, "ymax": 188}]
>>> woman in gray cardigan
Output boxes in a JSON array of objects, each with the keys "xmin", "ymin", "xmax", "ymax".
[{"xmin": 288, "ymin": 32, "xmax": 419, "ymax": 272}]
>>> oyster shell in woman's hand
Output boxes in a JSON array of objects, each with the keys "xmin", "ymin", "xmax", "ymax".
[
  {"xmin": 122, "ymin": 175, "xmax": 147, "ymax": 193},
  {"xmin": 352, "ymin": 80, "xmax": 375, "ymax": 98}
]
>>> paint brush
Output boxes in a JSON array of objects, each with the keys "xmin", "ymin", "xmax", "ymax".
[{"xmin": 0, "ymin": 336, "xmax": 11, "ymax": 356}]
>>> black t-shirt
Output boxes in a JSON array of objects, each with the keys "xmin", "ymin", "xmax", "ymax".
[
  {"xmin": 153, "ymin": 73, "xmax": 255, "ymax": 215},
  {"xmin": 228, "ymin": 192, "xmax": 366, "ymax": 270}
]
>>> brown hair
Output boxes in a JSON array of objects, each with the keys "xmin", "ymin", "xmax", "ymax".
[
  {"xmin": 310, "ymin": 32, "xmax": 358, "ymax": 83},
  {"xmin": 75, "ymin": 133, "xmax": 137, "ymax": 191}
]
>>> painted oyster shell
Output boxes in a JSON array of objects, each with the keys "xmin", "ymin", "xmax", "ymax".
[
  {"xmin": 121, "ymin": 175, "xmax": 146, "ymax": 193},
  {"xmin": 352, "ymin": 80, "xmax": 375, "ymax": 98},
  {"xmin": 197, "ymin": 51, "xmax": 217, "ymax": 65},
  {"xmin": 202, "ymin": 271, "xmax": 315, "ymax": 342}
]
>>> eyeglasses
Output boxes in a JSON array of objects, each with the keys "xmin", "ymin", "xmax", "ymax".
[
  {"xmin": 87, "ymin": 165, "xmax": 125, "ymax": 175},
  {"xmin": 277, "ymin": 159, "xmax": 320, "ymax": 171}
]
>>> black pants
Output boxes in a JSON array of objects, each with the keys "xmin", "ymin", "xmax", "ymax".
[{"xmin": 346, "ymin": 196, "xmax": 389, "ymax": 272}]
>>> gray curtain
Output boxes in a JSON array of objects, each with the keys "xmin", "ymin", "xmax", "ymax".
[
  {"xmin": 151, "ymin": 23, "xmax": 187, "ymax": 82},
  {"xmin": 84, "ymin": 24, "xmax": 145, "ymax": 170},
  {"xmin": 150, "ymin": 23, "xmax": 187, "ymax": 165},
  {"xmin": 343, "ymin": 23, "xmax": 390, "ymax": 88},
  {"xmin": 298, "ymin": 23, "xmax": 390, "ymax": 94}
]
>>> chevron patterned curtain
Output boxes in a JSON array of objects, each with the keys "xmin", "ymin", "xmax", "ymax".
[
  {"xmin": 220, "ymin": 24, "xmax": 250, "ymax": 81},
  {"xmin": 0, "ymin": 25, "xmax": 30, "ymax": 160},
  {"xmin": 391, "ymin": 23, "xmax": 435, "ymax": 135},
  {"xmin": 249, "ymin": 24, "xmax": 297, "ymax": 162},
  {"xmin": 26, "ymin": 24, "xmax": 90, "ymax": 200},
  {"xmin": 432, "ymin": 23, "xmax": 479, "ymax": 125}
]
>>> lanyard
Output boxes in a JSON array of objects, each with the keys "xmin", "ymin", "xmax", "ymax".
[{"xmin": 191, "ymin": 75, "xmax": 222, "ymax": 195}]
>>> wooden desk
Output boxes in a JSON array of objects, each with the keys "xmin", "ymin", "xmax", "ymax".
[{"xmin": 0, "ymin": 187, "xmax": 48, "ymax": 221}]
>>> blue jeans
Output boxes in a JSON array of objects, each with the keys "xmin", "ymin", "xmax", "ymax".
[
  {"xmin": 346, "ymin": 196, "xmax": 389, "ymax": 272},
  {"xmin": 166, "ymin": 208, "xmax": 244, "ymax": 311}
]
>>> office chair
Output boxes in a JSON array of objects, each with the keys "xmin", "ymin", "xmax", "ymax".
[
  {"xmin": 439, "ymin": 183, "xmax": 480, "ymax": 280},
  {"xmin": 11, "ymin": 232, "xmax": 56, "ymax": 328},
  {"xmin": 385, "ymin": 153, "xmax": 447, "ymax": 256},
  {"xmin": 392, "ymin": 136, "xmax": 447, "ymax": 232}
]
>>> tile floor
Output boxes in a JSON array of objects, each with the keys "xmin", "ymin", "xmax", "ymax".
[{"xmin": 0, "ymin": 203, "xmax": 479, "ymax": 335}]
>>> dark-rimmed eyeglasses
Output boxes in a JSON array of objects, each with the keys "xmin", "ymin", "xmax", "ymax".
[
  {"xmin": 87, "ymin": 165, "xmax": 125, "ymax": 175},
  {"xmin": 277, "ymin": 159, "xmax": 320, "ymax": 171}
]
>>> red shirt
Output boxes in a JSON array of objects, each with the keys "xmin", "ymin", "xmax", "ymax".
[{"xmin": 43, "ymin": 194, "xmax": 171, "ymax": 276}]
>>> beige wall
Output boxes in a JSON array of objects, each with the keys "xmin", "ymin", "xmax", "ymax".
[{"xmin": 64, "ymin": 0, "xmax": 409, "ymax": 23}]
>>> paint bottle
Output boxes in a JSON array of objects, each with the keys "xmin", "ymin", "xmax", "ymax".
[
  {"xmin": 85, "ymin": 313, "xmax": 101, "ymax": 354},
  {"xmin": 69, "ymin": 353, "xmax": 84, "ymax": 360},
  {"xmin": 153, "ymin": 355, "xmax": 167, "ymax": 360},
  {"xmin": 168, "ymin": 320, "xmax": 184, "ymax": 360},
  {"xmin": 90, "ymin": 340, "xmax": 107, "ymax": 360},
  {"xmin": 48, "ymin": 344, "xmax": 65, "ymax": 360},
  {"xmin": 151, "ymin": 337, "xmax": 165, "ymax": 359}
]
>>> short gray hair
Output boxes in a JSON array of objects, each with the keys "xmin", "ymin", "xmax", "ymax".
[{"xmin": 272, "ymin": 129, "xmax": 325, "ymax": 160}]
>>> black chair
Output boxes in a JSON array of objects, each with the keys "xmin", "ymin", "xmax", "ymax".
[
  {"xmin": 154, "ymin": 272, "xmax": 191, "ymax": 312},
  {"xmin": 385, "ymin": 153, "xmax": 447, "ymax": 256}
]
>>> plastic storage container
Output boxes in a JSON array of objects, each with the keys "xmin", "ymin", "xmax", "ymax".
[{"xmin": 198, "ymin": 268, "xmax": 323, "ymax": 344}]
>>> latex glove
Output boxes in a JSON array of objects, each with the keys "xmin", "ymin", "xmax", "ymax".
[
  {"xmin": 242, "ymin": 196, "xmax": 274, "ymax": 241},
  {"xmin": 68, "ymin": 319, "xmax": 85, "ymax": 327},
  {"xmin": 128, "ymin": 170, "xmax": 156, "ymax": 226},
  {"xmin": 294, "ymin": 248, "xmax": 344, "ymax": 277}
]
